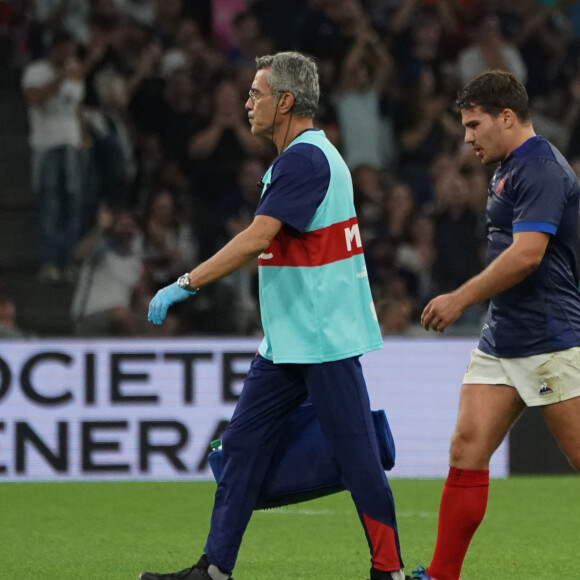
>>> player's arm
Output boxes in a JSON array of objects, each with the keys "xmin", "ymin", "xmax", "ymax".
[
  {"xmin": 187, "ymin": 214, "xmax": 282, "ymax": 289},
  {"xmin": 421, "ymin": 230, "xmax": 550, "ymax": 332}
]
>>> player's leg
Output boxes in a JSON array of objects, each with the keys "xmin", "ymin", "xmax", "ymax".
[
  {"xmin": 533, "ymin": 347, "xmax": 580, "ymax": 472},
  {"xmin": 421, "ymin": 381, "xmax": 525, "ymax": 580},
  {"xmin": 541, "ymin": 396, "xmax": 580, "ymax": 471},
  {"xmin": 303, "ymin": 357, "xmax": 405, "ymax": 580},
  {"xmin": 449, "ymin": 381, "xmax": 525, "ymax": 469}
]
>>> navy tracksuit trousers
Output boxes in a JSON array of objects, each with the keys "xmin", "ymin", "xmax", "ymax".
[{"xmin": 204, "ymin": 354, "xmax": 403, "ymax": 574}]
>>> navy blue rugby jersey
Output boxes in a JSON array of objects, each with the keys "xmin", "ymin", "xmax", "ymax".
[{"xmin": 479, "ymin": 135, "xmax": 580, "ymax": 357}]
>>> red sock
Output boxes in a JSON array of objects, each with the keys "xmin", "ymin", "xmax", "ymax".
[{"xmin": 427, "ymin": 467, "xmax": 489, "ymax": 580}]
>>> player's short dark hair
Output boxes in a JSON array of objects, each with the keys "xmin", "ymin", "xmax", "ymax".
[{"xmin": 456, "ymin": 70, "xmax": 530, "ymax": 123}]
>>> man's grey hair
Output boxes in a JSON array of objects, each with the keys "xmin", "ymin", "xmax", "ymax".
[{"xmin": 255, "ymin": 52, "xmax": 319, "ymax": 118}]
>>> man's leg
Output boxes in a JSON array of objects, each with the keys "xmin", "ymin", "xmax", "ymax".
[
  {"xmin": 425, "ymin": 383, "xmax": 524, "ymax": 580},
  {"xmin": 61, "ymin": 145, "xmax": 84, "ymax": 273},
  {"xmin": 204, "ymin": 355, "xmax": 306, "ymax": 574},
  {"xmin": 542, "ymin": 395, "xmax": 580, "ymax": 471},
  {"xmin": 34, "ymin": 148, "xmax": 62, "ymax": 274},
  {"xmin": 303, "ymin": 358, "xmax": 404, "ymax": 577}
]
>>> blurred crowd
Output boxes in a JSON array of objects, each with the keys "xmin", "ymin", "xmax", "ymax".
[{"xmin": 4, "ymin": 0, "xmax": 580, "ymax": 337}]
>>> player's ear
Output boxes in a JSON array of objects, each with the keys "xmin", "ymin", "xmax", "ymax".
[{"xmin": 501, "ymin": 108, "xmax": 515, "ymax": 128}]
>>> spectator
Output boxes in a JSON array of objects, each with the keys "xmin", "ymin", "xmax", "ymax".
[
  {"xmin": 71, "ymin": 204, "xmax": 176, "ymax": 336},
  {"xmin": 568, "ymin": 3, "xmax": 580, "ymax": 53},
  {"xmin": 82, "ymin": 13, "xmax": 127, "ymax": 108},
  {"xmin": 376, "ymin": 294, "xmax": 413, "ymax": 335},
  {"xmin": 360, "ymin": 179, "xmax": 417, "ymax": 303},
  {"xmin": 331, "ymin": 5, "xmax": 395, "ymax": 171},
  {"xmin": 498, "ymin": 0, "xmax": 572, "ymax": 98},
  {"xmin": 178, "ymin": 32, "xmax": 226, "ymax": 97},
  {"xmin": 431, "ymin": 167, "xmax": 486, "ymax": 327},
  {"xmin": 92, "ymin": 0, "xmax": 119, "ymax": 20},
  {"xmin": 225, "ymin": 9, "xmax": 274, "ymax": 65},
  {"xmin": 381, "ymin": 180, "xmax": 416, "ymax": 241},
  {"xmin": 312, "ymin": 54, "xmax": 341, "ymax": 148},
  {"xmin": 0, "ymin": 283, "xmax": 26, "ymax": 339},
  {"xmin": 189, "ymin": 78, "xmax": 272, "ymax": 259},
  {"xmin": 389, "ymin": 6, "xmax": 445, "ymax": 88},
  {"xmin": 450, "ymin": 146, "xmax": 489, "ymax": 215},
  {"xmin": 251, "ymin": 0, "xmax": 307, "ymax": 52},
  {"xmin": 149, "ymin": 66, "xmax": 204, "ymax": 170},
  {"xmin": 32, "ymin": 0, "xmax": 89, "ymax": 47},
  {"xmin": 137, "ymin": 188, "xmax": 197, "ymax": 293},
  {"xmin": 160, "ymin": 18, "xmax": 202, "ymax": 78},
  {"xmin": 396, "ymin": 211, "xmax": 437, "ymax": 311},
  {"xmin": 221, "ymin": 157, "xmax": 266, "ymax": 335},
  {"xmin": 351, "ymin": 164, "xmax": 389, "ymax": 251},
  {"xmin": 298, "ymin": 0, "xmax": 354, "ymax": 61},
  {"xmin": 143, "ymin": 158, "xmax": 193, "ymax": 216},
  {"xmin": 116, "ymin": 19, "xmax": 159, "ymax": 83},
  {"xmin": 211, "ymin": 0, "xmax": 248, "ymax": 52},
  {"xmin": 126, "ymin": 34, "xmax": 164, "ymax": 116},
  {"xmin": 570, "ymin": 156, "xmax": 580, "ymax": 183},
  {"xmin": 224, "ymin": 157, "xmax": 266, "ymax": 237},
  {"xmin": 151, "ymin": 0, "xmax": 182, "ymax": 49},
  {"xmin": 117, "ymin": 0, "xmax": 157, "ymax": 27},
  {"xmin": 21, "ymin": 30, "xmax": 86, "ymax": 283},
  {"xmin": 562, "ymin": 67, "xmax": 580, "ymax": 160},
  {"xmin": 456, "ymin": 13, "xmax": 527, "ymax": 86},
  {"xmin": 530, "ymin": 84, "xmax": 574, "ymax": 154},
  {"xmin": 83, "ymin": 68, "xmax": 136, "ymax": 226},
  {"xmin": 395, "ymin": 65, "xmax": 463, "ymax": 205},
  {"xmin": 365, "ymin": 237, "xmax": 400, "ymax": 295}
]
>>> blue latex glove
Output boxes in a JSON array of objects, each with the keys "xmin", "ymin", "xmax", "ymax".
[{"xmin": 148, "ymin": 282, "xmax": 196, "ymax": 325}]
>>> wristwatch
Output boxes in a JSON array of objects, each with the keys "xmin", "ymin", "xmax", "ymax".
[{"xmin": 177, "ymin": 272, "xmax": 197, "ymax": 292}]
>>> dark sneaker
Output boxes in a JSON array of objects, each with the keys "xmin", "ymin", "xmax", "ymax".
[
  {"xmin": 139, "ymin": 555, "xmax": 233, "ymax": 580},
  {"xmin": 410, "ymin": 565, "xmax": 434, "ymax": 579}
]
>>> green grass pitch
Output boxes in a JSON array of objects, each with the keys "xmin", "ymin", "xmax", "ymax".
[{"xmin": 1, "ymin": 476, "xmax": 577, "ymax": 579}]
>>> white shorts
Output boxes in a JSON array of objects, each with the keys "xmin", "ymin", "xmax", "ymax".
[{"xmin": 462, "ymin": 347, "xmax": 580, "ymax": 407}]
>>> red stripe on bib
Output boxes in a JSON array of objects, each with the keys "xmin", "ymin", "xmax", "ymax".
[{"xmin": 259, "ymin": 217, "xmax": 363, "ymax": 267}]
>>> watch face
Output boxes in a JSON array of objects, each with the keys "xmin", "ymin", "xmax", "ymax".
[{"xmin": 178, "ymin": 275, "xmax": 188, "ymax": 288}]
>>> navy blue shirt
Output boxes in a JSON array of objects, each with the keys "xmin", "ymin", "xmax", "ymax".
[
  {"xmin": 479, "ymin": 136, "xmax": 580, "ymax": 357},
  {"xmin": 256, "ymin": 131, "xmax": 331, "ymax": 233}
]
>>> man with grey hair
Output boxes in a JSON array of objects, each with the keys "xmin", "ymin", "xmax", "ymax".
[{"xmin": 141, "ymin": 51, "xmax": 408, "ymax": 580}]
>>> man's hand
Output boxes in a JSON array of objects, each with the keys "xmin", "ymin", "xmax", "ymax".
[
  {"xmin": 421, "ymin": 292, "xmax": 465, "ymax": 332},
  {"xmin": 148, "ymin": 282, "xmax": 196, "ymax": 325}
]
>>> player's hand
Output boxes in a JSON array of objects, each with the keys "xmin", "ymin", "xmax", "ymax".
[
  {"xmin": 147, "ymin": 282, "xmax": 195, "ymax": 325},
  {"xmin": 421, "ymin": 292, "xmax": 464, "ymax": 332}
]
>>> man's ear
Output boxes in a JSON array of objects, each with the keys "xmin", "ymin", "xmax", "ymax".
[
  {"xmin": 502, "ymin": 108, "xmax": 515, "ymax": 128},
  {"xmin": 277, "ymin": 92, "xmax": 295, "ymax": 114}
]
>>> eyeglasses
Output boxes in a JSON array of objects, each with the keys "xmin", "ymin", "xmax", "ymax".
[{"xmin": 248, "ymin": 88, "xmax": 283, "ymax": 102}]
